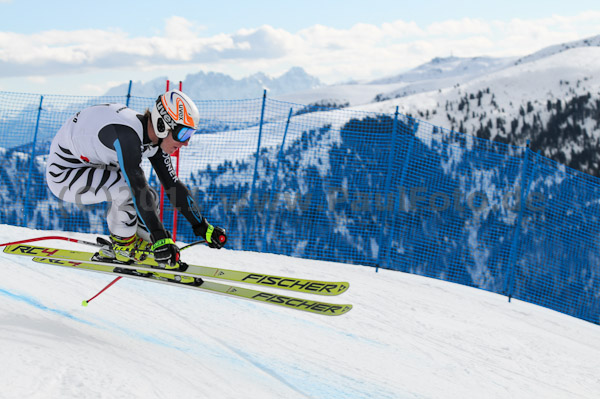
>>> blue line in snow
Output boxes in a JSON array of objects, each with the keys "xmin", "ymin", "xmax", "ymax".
[
  {"xmin": 0, "ymin": 288, "xmax": 202, "ymax": 352},
  {"xmin": 0, "ymin": 287, "xmax": 94, "ymax": 326}
]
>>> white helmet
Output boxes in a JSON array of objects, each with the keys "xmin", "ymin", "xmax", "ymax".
[{"xmin": 151, "ymin": 90, "xmax": 200, "ymax": 141}]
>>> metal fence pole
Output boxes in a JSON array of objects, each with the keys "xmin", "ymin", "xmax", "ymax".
[
  {"xmin": 376, "ymin": 107, "xmax": 400, "ymax": 272},
  {"xmin": 504, "ymin": 141, "xmax": 533, "ymax": 302},
  {"xmin": 247, "ymin": 90, "xmax": 267, "ymax": 248},
  {"xmin": 382, "ymin": 118, "xmax": 419, "ymax": 271},
  {"xmin": 23, "ymin": 95, "xmax": 44, "ymax": 226},
  {"xmin": 125, "ymin": 80, "xmax": 133, "ymax": 107},
  {"xmin": 262, "ymin": 107, "xmax": 293, "ymax": 252}
]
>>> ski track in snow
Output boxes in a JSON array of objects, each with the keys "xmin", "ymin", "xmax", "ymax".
[{"xmin": 148, "ymin": 299, "xmax": 313, "ymax": 399}]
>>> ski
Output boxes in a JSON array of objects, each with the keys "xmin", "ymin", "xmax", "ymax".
[
  {"xmin": 3, "ymin": 244, "xmax": 350, "ymax": 296},
  {"xmin": 29, "ymin": 257, "xmax": 352, "ymax": 316}
]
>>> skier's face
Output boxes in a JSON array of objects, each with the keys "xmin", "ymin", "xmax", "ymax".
[{"xmin": 160, "ymin": 129, "xmax": 190, "ymax": 155}]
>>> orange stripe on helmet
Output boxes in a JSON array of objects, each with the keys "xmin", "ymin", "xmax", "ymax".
[
  {"xmin": 176, "ymin": 97, "xmax": 195, "ymax": 127},
  {"xmin": 161, "ymin": 96, "xmax": 177, "ymax": 120},
  {"xmin": 161, "ymin": 94, "xmax": 195, "ymax": 128}
]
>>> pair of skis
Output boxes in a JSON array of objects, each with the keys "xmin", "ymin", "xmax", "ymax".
[{"xmin": 2, "ymin": 239, "xmax": 352, "ymax": 316}]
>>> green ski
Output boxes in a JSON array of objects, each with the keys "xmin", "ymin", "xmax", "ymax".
[
  {"xmin": 31, "ymin": 257, "xmax": 352, "ymax": 316},
  {"xmin": 3, "ymin": 244, "xmax": 349, "ymax": 296}
]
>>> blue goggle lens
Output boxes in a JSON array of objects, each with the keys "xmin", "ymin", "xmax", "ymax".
[{"xmin": 174, "ymin": 126, "xmax": 196, "ymax": 142}]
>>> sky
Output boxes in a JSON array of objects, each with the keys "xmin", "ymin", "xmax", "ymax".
[
  {"xmin": 1, "ymin": 225, "xmax": 599, "ymax": 398},
  {"xmin": 1, "ymin": 0, "xmax": 599, "ymax": 96}
]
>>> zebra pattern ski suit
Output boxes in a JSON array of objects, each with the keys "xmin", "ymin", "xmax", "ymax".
[{"xmin": 46, "ymin": 103, "xmax": 204, "ymax": 239}]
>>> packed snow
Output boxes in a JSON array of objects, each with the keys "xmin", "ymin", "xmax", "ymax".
[{"xmin": 0, "ymin": 225, "xmax": 599, "ymax": 399}]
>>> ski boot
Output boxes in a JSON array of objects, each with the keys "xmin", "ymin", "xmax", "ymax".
[
  {"xmin": 96, "ymin": 234, "xmax": 152, "ymax": 263},
  {"xmin": 95, "ymin": 235, "xmax": 202, "ymax": 286}
]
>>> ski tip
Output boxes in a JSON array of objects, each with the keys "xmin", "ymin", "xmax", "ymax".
[
  {"xmin": 81, "ymin": 300, "xmax": 89, "ymax": 307},
  {"xmin": 337, "ymin": 304, "xmax": 353, "ymax": 315},
  {"xmin": 338, "ymin": 282, "xmax": 350, "ymax": 295}
]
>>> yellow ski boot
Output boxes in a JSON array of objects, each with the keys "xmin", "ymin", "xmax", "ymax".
[{"xmin": 97, "ymin": 234, "xmax": 152, "ymax": 263}]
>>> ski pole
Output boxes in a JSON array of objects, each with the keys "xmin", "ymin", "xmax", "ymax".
[
  {"xmin": 82, "ymin": 277, "xmax": 122, "ymax": 307},
  {"xmin": 1, "ymin": 236, "xmax": 207, "ymax": 254},
  {"xmin": 0, "ymin": 235, "xmax": 99, "ymax": 248},
  {"xmin": 180, "ymin": 239, "xmax": 206, "ymax": 251}
]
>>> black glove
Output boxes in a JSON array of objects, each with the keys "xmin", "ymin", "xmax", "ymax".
[
  {"xmin": 193, "ymin": 218, "xmax": 227, "ymax": 249},
  {"xmin": 151, "ymin": 231, "xmax": 180, "ymax": 266}
]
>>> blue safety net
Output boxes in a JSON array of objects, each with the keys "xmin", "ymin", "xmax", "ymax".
[{"xmin": 1, "ymin": 90, "xmax": 599, "ymax": 324}]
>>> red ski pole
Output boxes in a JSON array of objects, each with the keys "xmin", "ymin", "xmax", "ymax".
[
  {"xmin": 0, "ymin": 235, "xmax": 99, "ymax": 248},
  {"xmin": 82, "ymin": 277, "xmax": 122, "ymax": 307}
]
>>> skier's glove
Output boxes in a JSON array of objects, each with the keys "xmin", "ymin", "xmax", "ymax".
[
  {"xmin": 193, "ymin": 218, "xmax": 227, "ymax": 249},
  {"xmin": 151, "ymin": 235, "xmax": 180, "ymax": 266}
]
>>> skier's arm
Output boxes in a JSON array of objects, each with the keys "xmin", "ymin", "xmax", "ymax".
[
  {"xmin": 149, "ymin": 150, "xmax": 227, "ymax": 248},
  {"xmin": 148, "ymin": 150, "xmax": 204, "ymax": 227}
]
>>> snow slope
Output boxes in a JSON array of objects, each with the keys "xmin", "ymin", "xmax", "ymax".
[{"xmin": 0, "ymin": 225, "xmax": 599, "ymax": 399}]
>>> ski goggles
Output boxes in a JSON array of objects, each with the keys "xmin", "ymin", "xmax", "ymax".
[{"xmin": 172, "ymin": 125, "xmax": 197, "ymax": 142}]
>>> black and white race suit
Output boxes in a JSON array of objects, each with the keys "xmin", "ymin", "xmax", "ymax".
[{"xmin": 46, "ymin": 103, "xmax": 204, "ymax": 240}]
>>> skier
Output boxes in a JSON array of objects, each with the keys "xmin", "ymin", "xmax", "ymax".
[{"xmin": 45, "ymin": 90, "xmax": 227, "ymax": 275}]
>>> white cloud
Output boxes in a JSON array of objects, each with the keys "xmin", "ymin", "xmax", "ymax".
[
  {"xmin": 426, "ymin": 18, "xmax": 492, "ymax": 36},
  {"xmin": 26, "ymin": 76, "xmax": 47, "ymax": 84},
  {"xmin": 1, "ymin": 12, "xmax": 599, "ymax": 85},
  {"xmin": 381, "ymin": 20, "xmax": 424, "ymax": 38},
  {"xmin": 81, "ymin": 81, "xmax": 121, "ymax": 95},
  {"xmin": 164, "ymin": 16, "xmax": 199, "ymax": 39}
]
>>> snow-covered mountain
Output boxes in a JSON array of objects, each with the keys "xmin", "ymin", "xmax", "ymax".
[
  {"xmin": 369, "ymin": 40, "xmax": 599, "ymax": 175},
  {"xmin": 372, "ymin": 34, "xmax": 600, "ymax": 103},
  {"xmin": 513, "ymin": 34, "xmax": 600, "ymax": 66},
  {"xmin": 273, "ymin": 56, "xmax": 518, "ymax": 107},
  {"xmin": 104, "ymin": 67, "xmax": 322, "ymax": 100},
  {"xmin": 282, "ymin": 35, "xmax": 600, "ymax": 104},
  {"xmin": 274, "ymin": 35, "xmax": 600, "ymax": 177},
  {"xmin": 370, "ymin": 56, "xmax": 515, "ymax": 85}
]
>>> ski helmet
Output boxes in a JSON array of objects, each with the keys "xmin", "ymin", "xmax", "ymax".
[{"xmin": 151, "ymin": 90, "xmax": 200, "ymax": 141}]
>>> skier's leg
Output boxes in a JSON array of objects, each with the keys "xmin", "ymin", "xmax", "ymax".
[
  {"xmin": 135, "ymin": 186, "xmax": 160, "ymax": 243},
  {"xmin": 46, "ymin": 148, "xmax": 137, "ymax": 238}
]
